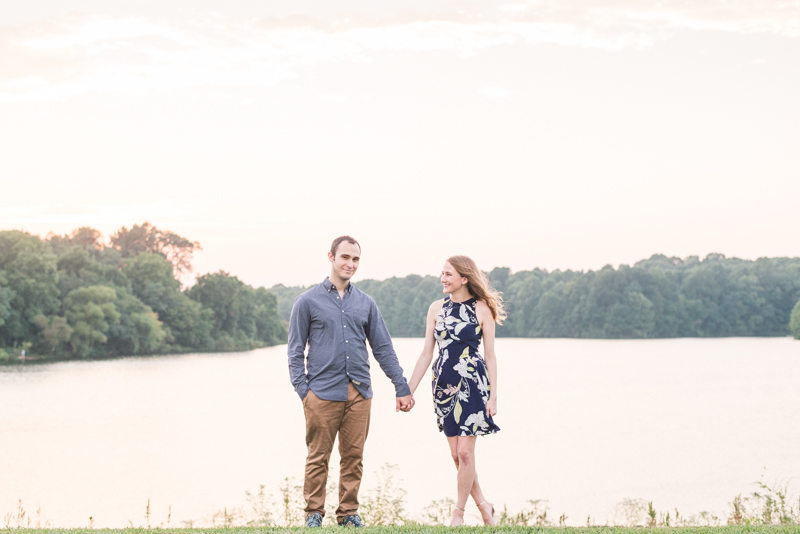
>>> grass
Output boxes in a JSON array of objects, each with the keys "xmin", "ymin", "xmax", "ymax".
[{"xmin": 5, "ymin": 527, "xmax": 800, "ymax": 533}]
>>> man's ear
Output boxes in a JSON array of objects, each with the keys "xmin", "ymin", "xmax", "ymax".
[{"xmin": 328, "ymin": 251, "xmax": 335, "ymax": 263}]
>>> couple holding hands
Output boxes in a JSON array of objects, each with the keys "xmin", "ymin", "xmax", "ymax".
[{"xmin": 288, "ymin": 236, "xmax": 505, "ymax": 527}]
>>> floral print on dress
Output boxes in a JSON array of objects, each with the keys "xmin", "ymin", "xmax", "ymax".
[{"xmin": 432, "ymin": 296, "xmax": 500, "ymax": 437}]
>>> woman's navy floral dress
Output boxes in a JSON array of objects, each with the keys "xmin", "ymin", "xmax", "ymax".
[{"xmin": 432, "ymin": 296, "xmax": 500, "ymax": 437}]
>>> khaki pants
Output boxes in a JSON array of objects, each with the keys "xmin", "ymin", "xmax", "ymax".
[{"xmin": 303, "ymin": 382, "xmax": 371, "ymax": 522}]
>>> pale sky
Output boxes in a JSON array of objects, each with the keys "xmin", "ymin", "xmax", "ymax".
[{"xmin": 2, "ymin": 1, "xmax": 799, "ymax": 288}]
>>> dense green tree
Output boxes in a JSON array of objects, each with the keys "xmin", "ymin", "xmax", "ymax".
[
  {"xmin": 496, "ymin": 271, "xmax": 542, "ymax": 337},
  {"xmin": 106, "ymin": 289, "xmax": 167, "ymax": 355},
  {"xmin": 163, "ymin": 294, "xmax": 215, "ymax": 350},
  {"xmin": 110, "ymin": 222, "xmax": 201, "ymax": 276},
  {"xmin": 357, "ymin": 275, "xmax": 442, "ymax": 336},
  {"xmin": 55, "ymin": 245, "xmax": 128, "ymax": 298},
  {"xmin": 0, "ymin": 231, "xmax": 60, "ymax": 346},
  {"xmin": 188, "ymin": 271, "xmax": 263, "ymax": 350},
  {"xmin": 253, "ymin": 287, "xmax": 286, "ymax": 345},
  {"xmin": 488, "ymin": 267, "xmax": 511, "ymax": 292},
  {"xmin": 122, "ymin": 253, "xmax": 214, "ymax": 350},
  {"xmin": 0, "ymin": 272, "xmax": 12, "ymax": 331},
  {"xmin": 603, "ymin": 289, "xmax": 656, "ymax": 338},
  {"xmin": 750, "ymin": 257, "xmax": 800, "ymax": 335},
  {"xmin": 48, "ymin": 227, "xmax": 104, "ymax": 254},
  {"xmin": 533, "ymin": 281, "xmax": 570, "ymax": 337},
  {"xmin": 123, "ymin": 252, "xmax": 180, "ymax": 296},
  {"xmin": 270, "ymin": 284, "xmax": 310, "ymax": 322},
  {"xmin": 33, "ymin": 314, "xmax": 73, "ymax": 354},
  {"xmin": 638, "ymin": 267, "xmax": 682, "ymax": 338},
  {"xmin": 64, "ymin": 285, "xmax": 121, "ymax": 357},
  {"xmin": 790, "ymin": 298, "xmax": 800, "ymax": 340}
]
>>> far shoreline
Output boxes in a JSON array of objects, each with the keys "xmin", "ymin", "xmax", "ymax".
[{"xmin": 2, "ymin": 335, "xmax": 795, "ymax": 367}]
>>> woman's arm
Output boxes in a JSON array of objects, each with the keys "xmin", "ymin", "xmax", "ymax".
[
  {"xmin": 407, "ymin": 299, "xmax": 444, "ymax": 394},
  {"xmin": 476, "ymin": 301, "xmax": 498, "ymax": 417}
]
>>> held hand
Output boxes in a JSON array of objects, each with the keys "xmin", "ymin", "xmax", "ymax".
[
  {"xmin": 486, "ymin": 398, "xmax": 497, "ymax": 417},
  {"xmin": 396, "ymin": 394, "xmax": 415, "ymax": 412}
]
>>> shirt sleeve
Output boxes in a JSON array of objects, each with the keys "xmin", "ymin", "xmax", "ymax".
[
  {"xmin": 287, "ymin": 295, "xmax": 311, "ymax": 400},
  {"xmin": 366, "ymin": 299, "xmax": 412, "ymax": 398}
]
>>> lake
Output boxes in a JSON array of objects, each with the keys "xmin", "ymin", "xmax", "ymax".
[{"xmin": 1, "ymin": 337, "xmax": 798, "ymax": 527}]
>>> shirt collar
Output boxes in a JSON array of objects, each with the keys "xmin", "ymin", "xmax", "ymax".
[{"xmin": 322, "ymin": 277, "xmax": 353, "ymax": 293}]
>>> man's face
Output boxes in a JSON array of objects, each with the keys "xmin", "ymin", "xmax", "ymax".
[{"xmin": 328, "ymin": 241, "xmax": 361, "ymax": 282}]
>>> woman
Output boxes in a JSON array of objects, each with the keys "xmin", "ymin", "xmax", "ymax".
[{"xmin": 408, "ymin": 255, "xmax": 505, "ymax": 526}]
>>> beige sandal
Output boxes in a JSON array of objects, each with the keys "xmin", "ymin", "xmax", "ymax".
[
  {"xmin": 477, "ymin": 500, "xmax": 497, "ymax": 526},
  {"xmin": 450, "ymin": 505, "xmax": 466, "ymax": 526}
]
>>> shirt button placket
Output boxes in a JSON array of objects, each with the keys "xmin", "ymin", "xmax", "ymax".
[{"xmin": 343, "ymin": 303, "xmax": 349, "ymax": 373}]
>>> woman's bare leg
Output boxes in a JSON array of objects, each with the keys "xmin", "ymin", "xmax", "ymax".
[
  {"xmin": 446, "ymin": 436, "xmax": 494, "ymax": 524},
  {"xmin": 445, "ymin": 436, "xmax": 476, "ymax": 525},
  {"xmin": 446, "ymin": 436, "xmax": 464, "ymax": 524}
]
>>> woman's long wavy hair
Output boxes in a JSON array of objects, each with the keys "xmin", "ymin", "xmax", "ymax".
[{"xmin": 446, "ymin": 255, "xmax": 507, "ymax": 325}]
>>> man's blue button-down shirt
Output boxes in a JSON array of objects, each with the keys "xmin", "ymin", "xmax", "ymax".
[{"xmin": 288, "ymin": 277, "xmax": 412, "ymax": 402}]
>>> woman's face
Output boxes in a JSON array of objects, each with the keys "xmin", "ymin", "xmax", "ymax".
[{"xmin": 441, "ymin": 261, "xmax": 468, "ymax": 294}]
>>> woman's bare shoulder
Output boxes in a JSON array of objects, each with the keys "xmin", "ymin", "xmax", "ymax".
[
  {"xmin": 474, "ymin": 299, "xmax": 492, "ymax": 319},
  {"xmin": 474, "ymin": 299, "xmax": 490, "ymax": 312},
  {"xmin": 428, "ymin": 299, "xmax": 445, "ymax": 315}
]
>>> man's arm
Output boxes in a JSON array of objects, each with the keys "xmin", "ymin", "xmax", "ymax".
[
  {"xmin": 366, "ymin": 299, "xmax": 413, "ymax": 408},
  {"xmin": 287, "ymin": 296, "xmax": 311, "ymax": 400}
]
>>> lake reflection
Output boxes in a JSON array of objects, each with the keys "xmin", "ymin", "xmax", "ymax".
[{"xmin": 1, "ymin": 338, "xmax": 798, "ymax": 527}]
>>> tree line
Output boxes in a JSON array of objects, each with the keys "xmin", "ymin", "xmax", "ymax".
[
  {"xmin": 4, "ymin": 231, "xmax": 799, "ymax": 363},
  {"xmin": 0, "ymin": 224, "xmax": 285, "ymax": 361},
  {"xmin": 271, "ymin": 254, "xmax": 800, "ymax": 340}
]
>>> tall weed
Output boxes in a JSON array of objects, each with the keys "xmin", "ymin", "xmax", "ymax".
[
  {"xmin": 6, "ymin": 468, "xmax": 799, "ymax": 528},
  {"xmin": 727, "ymin": 476, "xmax": 800, "ymax": 525},
  {"xmin": 359, "ymin": 463, "xmax": 408, "ymax": 526},
  {"xmin": 421, "ymin": 498, "xmax": 454, "ymax": 525},
  {"xmin": 3, "ymin": 500, "xmax": 49, "ymax": 528},
  {"xmin": 497, "ymin": 499, "xmax": 552, "ymax": 526}
]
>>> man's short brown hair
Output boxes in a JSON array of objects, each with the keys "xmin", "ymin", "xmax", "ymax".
[{"xmin": 330, "ymin": 236, "xmax": 361, "ymax": 257}]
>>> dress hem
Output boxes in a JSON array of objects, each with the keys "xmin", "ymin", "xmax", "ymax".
[{"xmin": 439, "ymin": 428, "xmax": 501, "ymax": 437}]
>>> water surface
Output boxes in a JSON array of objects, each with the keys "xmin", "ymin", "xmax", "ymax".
[{"xmin": 1, "ymin": 338, "xmax": 798, "ymax": 526}]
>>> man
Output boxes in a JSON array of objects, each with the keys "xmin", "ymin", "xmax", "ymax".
[{"xmin": 288, "ymin": 236, "xmax": 415, "ymax": 528}]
